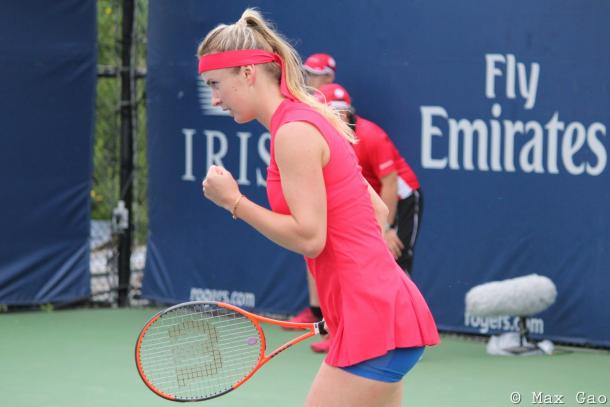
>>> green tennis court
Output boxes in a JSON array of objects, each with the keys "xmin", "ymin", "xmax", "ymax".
[{"xmin": 1, "ymin": 308, "xmax": 608, "ymax": 407}]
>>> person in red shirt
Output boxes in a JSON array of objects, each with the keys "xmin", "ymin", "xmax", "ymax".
[
  {"xmin": 318, "ymin": 83, "xmax": 424, "ymax": 274},
  {"xmin": 198, "ymin": 9, "xmax": 439, "ymax": 406}
]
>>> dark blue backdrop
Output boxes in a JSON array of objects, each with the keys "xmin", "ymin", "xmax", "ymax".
[
  {"xmin": 144, "ymin": 1, "xmax": 610, "ymax": 346},
  {"xmin": 0, "ymin": 1, "xmax": 96, "ymax": 304}
]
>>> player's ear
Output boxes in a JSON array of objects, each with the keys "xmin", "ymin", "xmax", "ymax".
[{"xmin": 241, "ymin": 64, "xmax": 256, "ymax": 85}]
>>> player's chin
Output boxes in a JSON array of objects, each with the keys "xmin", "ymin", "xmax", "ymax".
[{"xmin": 232, "ymin": 113, "xmax": 255, "ymax": 124}]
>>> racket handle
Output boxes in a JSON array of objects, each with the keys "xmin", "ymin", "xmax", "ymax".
[{"xmin": 315, "ymin": 320, "xmax": 328, "ymax": 335}]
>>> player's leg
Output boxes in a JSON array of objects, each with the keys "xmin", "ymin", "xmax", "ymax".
[
  {"xmin": 308, "ymin": 269, "xmax": 331, "ymax": 352},
  {"xmin": 395, "ymin": 188, "xmax": 423, "ymax": 273},
  {"xmin": 308, "ymin": 269, "xmax": 320, "ymax": 308},
  {"xmin": 305, "ymin": 347, "xmax": 424, "ymax": 406},
  {"xmin": 305, "ymin": 362, "xmax": 402, "ymax": 407},
  {"xmin": 386, "ymin": 383, "xmax": 403, "ymax": 407},
  {"xmin": 287, "ymin": 264, "xmax": 321, "ymax": 324}
]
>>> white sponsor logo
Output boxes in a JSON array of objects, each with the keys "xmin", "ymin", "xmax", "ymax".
[
  {"xmin": 464, "ymin": 312, "xmax": 545, "ymax": 335},
  {"xmin": 421, "ymin": 53, "xmax": 607, "ymax": 176},
  {"xmin": 190, "ymin": 287, "xmax": 256, "ymax": 308},
  {"xmin": 180, "ymin": 128, "xmax": 270, "ymax": 187}
]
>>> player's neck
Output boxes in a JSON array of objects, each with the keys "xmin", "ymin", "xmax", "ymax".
[{"xmin": 255, "ymin": 86, "xmax": 285, "ymax": 129}]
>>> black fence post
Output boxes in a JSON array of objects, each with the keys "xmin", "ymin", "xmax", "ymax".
[{"xmin": 118, "ymin": 0, "xmax": 135, "ymax": 307}]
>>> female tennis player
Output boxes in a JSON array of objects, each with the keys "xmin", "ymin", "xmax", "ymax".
[{"xmin": 199, "ymin": 9, "xmax": 439, "ymax": 406}]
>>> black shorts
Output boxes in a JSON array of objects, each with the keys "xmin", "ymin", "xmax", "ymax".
[{"xmin": 393, "ymin": 188, "xmax": 423, "ymax": 274}]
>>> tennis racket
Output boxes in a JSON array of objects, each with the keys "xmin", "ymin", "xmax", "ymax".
[{"xmin": 135, "ymin": 301, "xmax": 327, "ymax": 402}]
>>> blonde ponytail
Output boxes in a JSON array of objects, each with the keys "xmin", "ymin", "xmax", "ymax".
[{"xmin": 197, "ymin": 8, "xmax": 356, "ymax": 143}]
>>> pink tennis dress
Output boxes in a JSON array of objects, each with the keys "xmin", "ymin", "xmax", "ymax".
[{"xmin": 267, "ymin": 100, "xmax": 440, "ymax": 367}]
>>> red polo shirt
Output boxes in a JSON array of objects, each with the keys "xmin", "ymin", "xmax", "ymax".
[{"xmin": 352, "ymin": 116, "xmax": 420, "ymax": 197}]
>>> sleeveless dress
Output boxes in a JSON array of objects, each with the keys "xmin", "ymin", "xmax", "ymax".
[{"xmin": 266, "ymin": 100, "xmax": 440, "ymax": 367}]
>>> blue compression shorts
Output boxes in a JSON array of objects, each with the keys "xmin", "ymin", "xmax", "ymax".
[{"xmin": 340, "ymin": 347, "xmax": 425, "ymax": 383}]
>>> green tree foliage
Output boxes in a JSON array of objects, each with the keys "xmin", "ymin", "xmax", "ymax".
[{"xmin": 94, "ymin": 0, "xmax": 148, "ymax": 244}]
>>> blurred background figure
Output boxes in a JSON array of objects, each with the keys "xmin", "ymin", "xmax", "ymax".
[
  {"xmin": 319, "ymin": 83, "xmax": 424, "ymax": 274},
  {"xmin": 303, "ymin": 53, "xmax": 336, "ymax": 89}
]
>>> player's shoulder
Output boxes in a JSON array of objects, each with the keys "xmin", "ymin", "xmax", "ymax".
[{"xmin": 274, "ymin": 100, "xmax": 319, "ymax": 123}]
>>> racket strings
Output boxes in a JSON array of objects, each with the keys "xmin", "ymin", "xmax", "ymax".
[{"xmin": 138, "ymin": 304, "xmax": 262, "ymax": 400}]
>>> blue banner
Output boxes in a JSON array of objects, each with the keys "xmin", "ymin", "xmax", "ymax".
[
  {"xmin": 0, "ymin": 1, "xmax": 96, "ymax": 304},
  {"xmin": 144, "ymin": 0, "xmax": 610, "ymax": 346}
]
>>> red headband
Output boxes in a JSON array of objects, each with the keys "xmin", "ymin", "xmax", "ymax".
[{"xmin": 198, "ymin": 49, "xmax": 295, "ymax": 100}]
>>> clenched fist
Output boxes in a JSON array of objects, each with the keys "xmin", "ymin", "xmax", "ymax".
[{"xmin": 202, "ymin": 165, "xmax": 241, "ymax": 211}]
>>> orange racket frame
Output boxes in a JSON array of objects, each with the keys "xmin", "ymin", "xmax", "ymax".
[{"xmin": 135, "ymin": 301, "xmax": 327, "ymax": 402}]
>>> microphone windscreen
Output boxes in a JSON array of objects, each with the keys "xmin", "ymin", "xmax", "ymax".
[{"xmin": 465, "ymin": 274, "xmax": 557, "ymax": 317}]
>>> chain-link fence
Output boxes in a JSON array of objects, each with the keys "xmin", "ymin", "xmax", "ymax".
[{"xmin": 90, "ymin": 0, "xmax": 148, "ymax": 306}]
